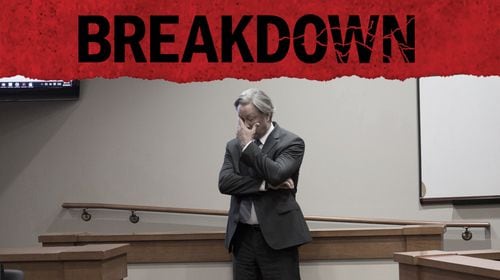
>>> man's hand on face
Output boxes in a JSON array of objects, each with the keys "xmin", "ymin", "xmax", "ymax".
[{"xmin": 237, "ymin": 118, "xmax": 259, "ymax": 148}]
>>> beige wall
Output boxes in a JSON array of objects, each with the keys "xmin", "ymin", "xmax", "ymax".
[{"xmin": 0, "ymin": 77, "xmax": 498, "ymax": 279}]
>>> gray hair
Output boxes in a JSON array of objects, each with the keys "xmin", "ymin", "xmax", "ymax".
[{"xmin": 234, "ymin": 88, "xmax": 275, "ymax": 118}]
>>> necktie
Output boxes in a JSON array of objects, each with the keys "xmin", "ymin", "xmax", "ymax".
[
  {"xmin": 238, "ymin": 160, "xmax": 253, "ymax": 223},
  {"xmin": 239, "ymin": 139, "xmax": 263, "ymax": 223},
  {"xmin": 254, "ymin": 139, "xmax": 263, "ymax": 148},
  {"xmin": 239, "ymin": 199, "xmax": 252, "ymax": 222}
]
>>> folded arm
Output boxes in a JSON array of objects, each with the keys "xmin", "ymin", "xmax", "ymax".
[
  {"xmin": 240, "ymin": 137, "xmax": 305, "ymax": 186},
  {"xmin": 218, "ymin": 144, "xmax": 264, "ymax": 196}
]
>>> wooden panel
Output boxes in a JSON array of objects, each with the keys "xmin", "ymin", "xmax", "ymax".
[
  {"xmin": 0, "ymin": 245, "xmax": 129, "ymax": 280},
  {"xmin": 2, "ymin": 259, "xmax": 128, "ymax": 280},
  {"xmin": 417, "ymin": 266, "xmax": 497, "ymax": 280},
  {"xmin": 123, "ymin": 240, "xmax": 231, "ymax": 263},
  {"xmin": 63, "ymin": 255, "xmax": 128, "ymax": 280},
  {"xmin": 405, "ymin": 235, "xmax": 443, "ymax": 252},
  {"xmin": 102, "ymin": 255, "xmax": 129, "ymax": 280},
  {"xmin": 399, "ymin": 263, "xmax": 420, "ymax": 280},
  {"xmin": 301, "ymin": 236, "xmax": 406, "ymax": 260},
  {"xmin": 0, "ymin": 247, "xmax": 66, "ymax": 262},
  {"xmin": 59, "ymin": 244, "xmax": 129, "ymax": 261},
  {"xmin": 63, "ymin": 261, "xmax": 103, "ymax": 280},
  {"xmin": 418, "ymin": 255, "xmax": 500, "ymax": 279},
  {"xmin": 0, "ymin": 244, "xmax": 129, "ymax": 262},
  {"xmin": 4, "ymin": 262, "xmax": 64, "ymax": 280},
  {"xmin": 39, "ymin": 225, "xmax": 443, "ymax": 263},
  {"xmin": 460, "ymin": 250, "xmax": 500, "ymax": 261},
  {"xmin": 395, "ymin": 250, "xmax": 500, "ymax": 280},
  {"xmin": 393, "ymin": 250, "xmax": 452, "ymax": 265}
]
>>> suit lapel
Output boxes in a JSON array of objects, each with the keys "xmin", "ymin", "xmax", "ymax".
[
  {"xmin": 232, "ymin": 141, "xmax": 243, "ymax": 174},
  {"xmin": 262, "ymin": 122, "xmax": 280, "ymax": 155}
]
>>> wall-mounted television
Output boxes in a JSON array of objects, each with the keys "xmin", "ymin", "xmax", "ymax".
[{"xmin": 0, "ymin": 75, "xmax": 79, "ymax": 102}]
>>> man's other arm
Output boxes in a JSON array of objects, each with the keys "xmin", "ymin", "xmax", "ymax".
[
  {"xmin": 240, "ymin": 137, "xmax": 304, "ymax": 186},
  {"xmin": 218, "ymin": 142, "xmax": 264, "ymax": 196}
]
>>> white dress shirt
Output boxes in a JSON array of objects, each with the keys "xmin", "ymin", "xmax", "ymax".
[{"xmin": 241, "ymin": 123, "xmax": 274, "ymax": 224}]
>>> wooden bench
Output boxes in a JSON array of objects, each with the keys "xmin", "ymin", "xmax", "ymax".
[
  {"xmin": 0, "ymin": 244, "xmax": 129, "ymax": 280},
  {"xmin": 394, "ymin": 249, "xmax": 500, "ymax": 280}
]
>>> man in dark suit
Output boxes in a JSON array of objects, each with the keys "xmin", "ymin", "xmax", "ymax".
[{"xmin": 219, "ymin": 88, "xmax": 311, "ymax": 280}]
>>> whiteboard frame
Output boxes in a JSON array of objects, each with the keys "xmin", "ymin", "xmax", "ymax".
[{"xmin": 418, "ymin": 78, "xmax": 500, "ymax": 205}]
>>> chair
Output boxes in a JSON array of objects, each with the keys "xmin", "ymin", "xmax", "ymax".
[{"xmin": 0, "ymin": 265, "xmax": 24, "ymax": 280}]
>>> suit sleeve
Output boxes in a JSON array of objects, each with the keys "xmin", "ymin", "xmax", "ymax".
[
  {"xmin": 218, "ymin": 142, "xmax": 264, "ymax": 196},
  {"xmin": 240, "ymin": 136, "xmax": 305, "ymax": 186}
]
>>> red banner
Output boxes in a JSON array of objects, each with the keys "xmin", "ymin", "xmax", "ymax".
[{"xmin": 0, "ymin": 0, "xmax": 498, "ymax": 81}]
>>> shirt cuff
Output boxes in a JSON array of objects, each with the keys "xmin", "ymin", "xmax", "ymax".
[{"xmin": 259, "ymin": 181, "xmax": 266, "ymax": 191}]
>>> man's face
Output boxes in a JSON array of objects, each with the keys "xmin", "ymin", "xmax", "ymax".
[{"xmin": 238, "ymin": 103, "xmax": 271, "ymax": 139}]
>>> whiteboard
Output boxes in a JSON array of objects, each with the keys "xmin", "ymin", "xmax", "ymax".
[{"xmin": 419, "ymin": 75, "xmax": 500, "ymax": 203}]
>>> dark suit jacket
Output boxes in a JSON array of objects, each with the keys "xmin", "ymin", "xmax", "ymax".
[{"xmin": 219, "ymin": 122, "xmax": 312, "ymax": 250}]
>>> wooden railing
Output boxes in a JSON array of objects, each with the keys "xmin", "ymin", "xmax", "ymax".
[
  {"xmin": 62, "ymin": 202, "xmax": 490, "ymax": 240},
  {"xmin": 62, "ymin": 202, "xmax": 490, "ymax": 228}
]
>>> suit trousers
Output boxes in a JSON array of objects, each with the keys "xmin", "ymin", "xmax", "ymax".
[{"xmin": 232, "ymin": 223, "xmax": 301, "ymax": 280}]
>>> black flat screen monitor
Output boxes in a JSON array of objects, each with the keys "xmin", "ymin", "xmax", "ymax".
[{"xmin": 0, "ymin": 76, "xmax": 79, "ymax": 102}]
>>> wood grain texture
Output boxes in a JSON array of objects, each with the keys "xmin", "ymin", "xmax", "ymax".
[
  {"xmin": 395, "ymin": 250, "xmax": 500, "ymax": 280},
  {"xmin": 39, "ymin": 225, "xmax": 444, "ymax": 263},
  {"xmin": 0, "ymin": 244, "xmax": 129, "ymax": 280}
]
